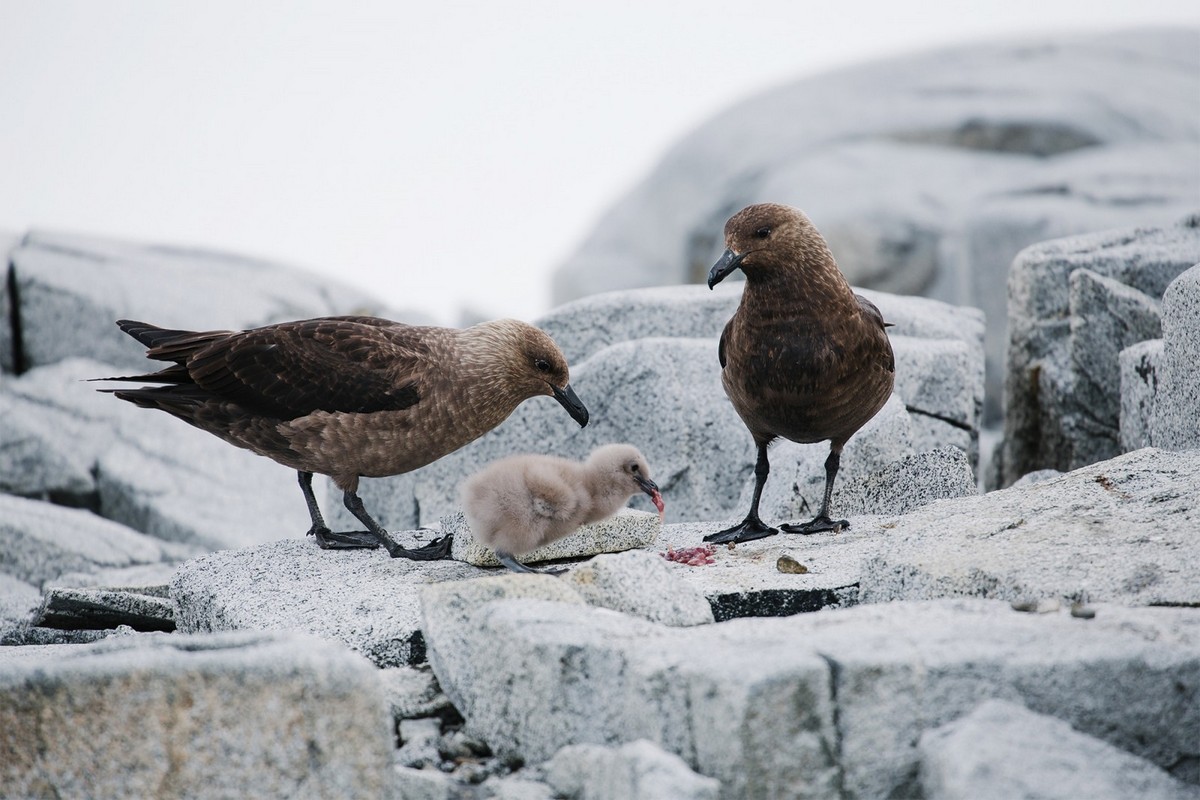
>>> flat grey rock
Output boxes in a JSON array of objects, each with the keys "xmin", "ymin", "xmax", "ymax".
[
  {"xmin": 1000, "ymin": 214, "xmax": 1200, "ymax": 485},
  {"xmin": 919, "ymin": 699, "xmax": 1199, "ymax": 800},
  {"xmin": 0, "ymin": 492, "xmax": 182, "ymax": 587},
  {"xmin": 836, "ymin": 446, "xmax": 978, "ymax": 517},
  {"xmin": 860, "ymin": 447, "xmax": 1200, "ymax": 607},
  {"xmin": 33, "ymin": 586, "xmax": 175, "ymax": 632},
  {"xmin": 378, "ymin": 665, "xmax": 453, "ymax": 722},
  {"xmin": 1120, "ymin": 338, "xmax": 1164, "ymax": 453},
  {"xmin": 0, "ymin": 573, "xmax": 40, "ymax": 631},
  {"xmin": 419, "ymin": 574, "xmax": 586, "ymax": 714},
  {"xmin": 424, "ymin": 595, "xmax": 1199, "ymax": 798},
  {"xmin": 1154, "ymin": 262, "xmax": 1200, "ymax": 451},
  {"xmin": 48, "ymin": 562, "xmax": 179, "ymax": 597},
  {"xmin": 444, "ymin": 508, "xmax": 661, "ymax": 568},
  {"xmin": 655, "ymin": 520, "xmax": 873, "ymax": 620},
  {"xmin": 0, "ymin": 357, "xmax": 315, "ymax": 550},
  {"xmin": 2, "ymin": 228, "xmax": 383, "ymax": 374},
  {"xmin": 171, "ymin": 536, "xmax": 486, "ymax": 667},
  {"xmin": 543, "ymin": 740, "xmax": 720, "ymax": 800},
  {"xmin": 0, "ymin": 630, "xmax": 398, "ymax": 799},
  {"xmin": 562, "ymin": 550, "xmax": 714, "ymax": 627}
]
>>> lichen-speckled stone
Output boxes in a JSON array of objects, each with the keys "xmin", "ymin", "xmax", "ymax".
[{"xmin": 443, "ymin": 507, "xmax": 661, "ymax": 567}]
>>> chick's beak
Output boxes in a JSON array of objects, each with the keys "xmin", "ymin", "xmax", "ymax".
[
  {"xmin": 552, "ymin": 383, "xmax": 589, "ymax": 427},
  {"xmin": 707, "ymin": 248, "xmax": 746, "ymax": 289},
  {"xmin": 635, "ymin": 474, "xmax": 665, "ymax": 517}
]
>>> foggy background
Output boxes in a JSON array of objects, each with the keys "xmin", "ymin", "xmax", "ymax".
[{"xmin": 1, "ymin": 0, "xmax": 1197, "ymax": 325}]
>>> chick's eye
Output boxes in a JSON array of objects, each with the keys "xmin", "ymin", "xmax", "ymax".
[
  {"xmin": 754, "ymin": 226, "xmax": 772, "ymax": 239},
  {"xmin": 534, "ymin": 359, "xmax": 551, "ymax": 373},
  {"xmin": 630, "ymin": 463, "xmax": 640, "ymax": 473}
]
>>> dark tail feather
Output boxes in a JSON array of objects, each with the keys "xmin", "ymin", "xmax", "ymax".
[
  {"xmin": 90, "ymin": 364, "xmax": 192, "ymax": 385},
  {"xmin": 106, "ymin": 385, "xmax": 210, "ymax": 411},
  {"xmin": 115, "ymin": 320, "xmax": 197, "ymax": 350}
]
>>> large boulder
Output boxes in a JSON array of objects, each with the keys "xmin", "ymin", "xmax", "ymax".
[
  {"xmin": 549, "ymin": 29, "xmax": 1200, "ymax": 422},
  {"xmin": 1, "ymin": 229, "xmax": 391, "ymax": 375},
  {"xmin": 0, "ymin": 631, "xmax": 398, "ymax": 799},
  {"xmin": 918, "ymin": 699, "xmax": 1198, "ymax": 800},
  {"xmin": 1152, "ymin": 263, "xmax": 1200, "ymax": 451},
  {"xmin": 999, "ymin": 215, "xmax": 1200, "ymax": 486},
  {"xmin": 860, "ymin": 447, "xmax": 1200, "ymax": 608},
  {"xmin": 0, "ymin": 357, "xmax": 314, "ymax": 550},
  {"xmin": 419, "ymin": 595, "xmax": 1200, "ymax": 798}
]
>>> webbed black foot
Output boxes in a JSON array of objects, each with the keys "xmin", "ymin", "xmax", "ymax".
[
  {"xmin": 313, "ymin": 529, "xmax": 381, "ymax": 550},
  {"xmin": 386, "ymin": 534, "xmax": 454, "ymax": 561},
  {"xmin": 780, "ymin": 516, "xmax": 849, "ymax": 535},
  {"xmin": 703, "ymin": 515, "xmax": 778, "ymax": 544}
]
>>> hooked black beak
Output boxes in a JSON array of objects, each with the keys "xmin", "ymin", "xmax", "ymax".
[
  {"xmin": 707, "ymin": 248, "xmax": 746, "ymax": 289},
  {"xmin": 552, "ymin": 383, "xmax": 589, "ymax": 427},
  {"xmin": 634, "ymin": 474, "xmax": 659, "ymax": 497}
]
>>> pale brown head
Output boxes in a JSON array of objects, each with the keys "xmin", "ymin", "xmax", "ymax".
[
  {"xmin": 585, "ymin": 443, "xmax": 665, "ymax": 515},
  {"xmin": 469, "ymin": 319, "xmax": 589, "ymax": 427},
  {"xmin": 707, "ymin": 203, "xmax": 838, "ymax": 289}
]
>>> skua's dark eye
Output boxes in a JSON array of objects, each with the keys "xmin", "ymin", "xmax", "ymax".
[
  {"xmin": 535, "ymin": 359, "xmax": 551, "ymax": 373},
  {"xmin": 754, "ymin": 226, "xmax": 771, "ymax": 239}
]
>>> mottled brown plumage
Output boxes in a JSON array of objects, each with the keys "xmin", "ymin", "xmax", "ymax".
[
  {"xmin": 101, "ymin": 315, "xmax": 589, "ymax": 559},
  {"xmin": 705, "ymin": 203, "xmax": 895, "ymax": 544},
  {"xmin": 461, "ymin": 443, "xmax": 664, "ymax": 573}
]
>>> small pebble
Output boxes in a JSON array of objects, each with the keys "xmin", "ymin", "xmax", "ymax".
[
  {"xmin": 776, "ymin": 555, "xmax": 809, "ymax": 574},
  {"xmin": 1070, "ymin": 603, "xmax": 1097, "ymax": 620}
]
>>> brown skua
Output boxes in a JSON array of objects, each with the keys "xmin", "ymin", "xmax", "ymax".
[
  {"xmin": 705, "ymin": 203, "xmax": 895, "ymax": 544},
  {"xmin": 461, "ymin": 443, "xmax": 664, "ymax": 573},
  {"xmin": 99, "ymin": 315, "xmax": 589, "ymax": 559}
]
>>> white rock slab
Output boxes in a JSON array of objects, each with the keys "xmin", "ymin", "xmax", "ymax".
[
  {"xmin": 171, "ymin": 536, "xmax": 486, "ymax": 667},
  {"xmin": 0, "ymin": 493, "xmax": 183, "ymax": 587},
  {"xmin": 562, "ymin": 550, "xmax": 713, "ymax": 627},
  {"xmin": 919, "ymin": 699, "xmax": 1199, "ymax": 800},
  {"xmin": 0, "ymin": 630, "xmax": 397, "ymax": 799},
  {"xmin": 2, "ymin": 228, "xmax": 384, "ymax": 373},
  {"xmin": 1154, "ymin": 262, "xmax": 1200, "ymax": 451},
  {"xmin": 443, "ymin": 507, "xmax": 660, "ymax": 567},
  {"xmin": 422, "ymin": 595, "xmax": 1200, "ymax": 799},
  {"xmin": 860, "ymin": 447, "xmax": 1200, "ymax": 607},
  {"xmin": 0, "ymin": 357, "xmax": 316, "ymax": 550},
  {"xmin": 543, "ymin": 740, "xmax": 720, "ymax": 800}
]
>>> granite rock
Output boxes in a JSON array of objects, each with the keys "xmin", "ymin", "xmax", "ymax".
[
  {"xmin": 562, "ymin": 550, "xmax": 714, "ymax": 627},
  {"xmin": 171, "ymin": 536, "xmax": 487, "ymax": 667},
  {"xmin": 1154, "ymin": 263, "xmax": 1200, "ymax": 451},
  {"xmin": 418, "ymin": 574, "xmax": 586, "ymax": 714},
  {"xmin": 379, "ymin": 665, "xmax": 454, "ymax": 722},
  {"xmin": 919, "ymin": 699, "xmax": 1198, "ymax": 800},
  {"xmin": 836, "ymin": 446, "xmax": 977, "ymax": 517},
  {"xmin": 426, "ymin": 596, "xmax": 1199, "ymax": 798},
  {"xmin": 1, "ymin": 229, "xmax": 383, "ymax": 374},
  {"xmin": 1120, "ymin": 338, "xmax": 1164, "ymax": 453},
  {"xmin": 1000, "ymin": 215, "xmax": 1200, "ymax": 485},
  {"xmin": 0, "ymin": 492, "xmax": 183, "ymax": 587},
  {"xmin": 860, "ymin": 447, "xmax": 1200, "ymax": 607},
  {"xmin": 0, "ymin": 357, "xmax": 315, "ymax": 550},
  {"xmin": 543, "ymin": 739, "xmax": 721, "ymax": 800},
  {"xmin": 33, "ymin": 586, "xmax": 175, "ymax": 632},
  {"xmin": 444, "ymin": 508, "xmax": 661, "ymax": 568},
  {"xmin": 0, "ymin": 630, "xmax": 398, "ymax": 799}
]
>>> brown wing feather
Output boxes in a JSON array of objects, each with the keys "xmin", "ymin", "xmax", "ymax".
[
  {"xmin": 115, "ymin": 316, "xmax": 431, "ymax": 419},
  {"xmin": 183, "ymin": 318, "xmax": 429, "ymax": 418}
]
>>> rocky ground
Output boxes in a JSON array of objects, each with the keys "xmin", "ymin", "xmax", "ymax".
[{"xmin": 2, "ymin": 27, "xmax": 1199, "ymax": 800}]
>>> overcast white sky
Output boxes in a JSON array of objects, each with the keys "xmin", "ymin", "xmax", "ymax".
[{"xmin": 1, "ymin": 1, "xmax": 1197, "ymax": 324}]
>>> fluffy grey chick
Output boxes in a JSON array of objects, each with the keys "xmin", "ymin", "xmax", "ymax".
[{"xmin": 461, "ymin": 444, "xmax": 664, "ymax": 574}]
